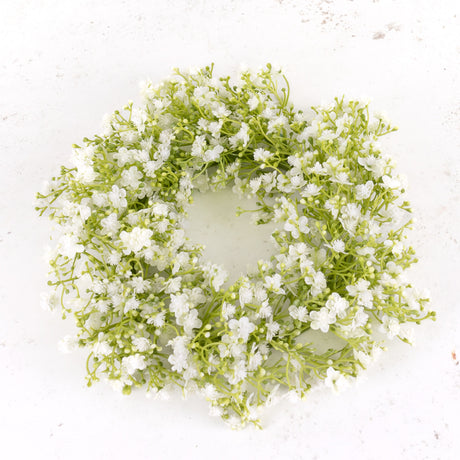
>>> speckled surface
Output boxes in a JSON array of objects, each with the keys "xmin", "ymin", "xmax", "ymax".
[{"xmin": 0, "ymin": 1, "xmax": 459, "ymax": 459}]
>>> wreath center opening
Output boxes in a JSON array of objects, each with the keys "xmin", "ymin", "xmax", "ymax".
[{"xmin": 184, "ymin": 186, "xmax": 278, "ymax": 285}]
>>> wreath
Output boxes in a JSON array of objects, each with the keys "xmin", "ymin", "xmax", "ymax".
[{"xmin": 36, "ymin": 64, "xmax": 434, "ymax": 428}]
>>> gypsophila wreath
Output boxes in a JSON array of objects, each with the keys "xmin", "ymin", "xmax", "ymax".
[{"xmin": 36, "ymin": 64, "xmax": 435, "ymax": 429}]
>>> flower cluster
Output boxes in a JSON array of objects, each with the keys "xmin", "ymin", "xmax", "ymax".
[{"xmin": 36, "ymin": 64, "xmax": 434, "ymax": 429}]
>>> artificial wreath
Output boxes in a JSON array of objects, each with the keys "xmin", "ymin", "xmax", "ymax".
[{"xmin": 36, "ymin": 64, "xmax": 434, "ymax": 428}]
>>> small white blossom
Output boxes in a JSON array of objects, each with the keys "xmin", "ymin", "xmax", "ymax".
[
  {"xmin": 124, "ymin": 297, "xmax": 140, "ymax": 312},
  {"xmin": 122, "ymin": 354, "xmax": 147, "ymax": 375},
  {"xmin": 239, "ymin": 286, "xmax": 253, "ymax": 307},
  {"xmin": 325, "ymin": 367, "xmax": 349, "ymax": 393},
  {"xmin": 93, "ymin": 339, "xmax": 112, "ymax": 356},
  {"xmin": 289, "ymin": 305, "xmax": 309, "ymax": 322},
  {"xmin": 228, "ymin": 317, "xmax": 256, "ymax": 342},
  {"xmin": 328, "ymin": 239, "xmax": 345, "ymax": 253},
  {"xmin": 203, "ymin": 383, "xmax": 219, "ymax": 400},
  {"xmin": 310, "ymin": 307, "xmax": 335, "ymax": 333},
  {"xmin": 222, "ymin": 302, "xmax": 236, "ymax": 320},
  {"xmin": 168, "ymin": 336, "xmax": 190, "ymax": 372},
  {"xmin": 325, "ymin": 293, "xmax": 349, "ymax": 319},
  {"xmin": 355, "ymin": 180, "xmax": 374, "ymax": 200},
  {"xmin": 101, "ymin": 213, "xmax": 120, "ymax": 234},
  {"xmin": 266, "ymin": 321, "xmax": 280, "ymax": 341},
  {"xmin": 253, "ymin": 148, "xmax": 273, "ymax": 163},
  {"xmin": 108, "ymin": 185, "xmax": 127, "ymax": 209},
  {"xmin": 380, "ymin": 314, "xmax": 401, "ymax": 339},
  {"xmin": 120, "ymin": 227, "xmax": 153, "ymax": 255},
  {"xmin": 264, "ymin": 274, "xmax": 285, "ymax": 294},
  {"xmin": 57, "ymin": 234, "xmax": 84, "ymax": 259}
]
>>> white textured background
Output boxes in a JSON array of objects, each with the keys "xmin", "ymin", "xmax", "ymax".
[{"xmin": 1, "ymin": 1, "xmax": 459, "ymax": 459}]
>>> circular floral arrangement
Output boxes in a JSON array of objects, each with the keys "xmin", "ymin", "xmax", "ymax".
[{"xmin": 36, "ymin": 64, "xmax": 434, "ymax": 428}]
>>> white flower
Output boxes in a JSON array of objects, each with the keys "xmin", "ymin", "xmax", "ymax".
[
  {"xmin": 346, "ymin": 279, "xmax": 373, "ymax": 308},
  {"xmin": 392, "ymin": 241, "xmax": 405, "ymax": 257},
  {"xmin": 253, "ymin": 148, "xmax": 273, "ymax": 162},
  {"xmin": 93, "ymin": 339, "xmax": 112, "ymax": 356},
  {"xmin": 267, "ymin": 114, "xmax": 288, "ymax": 133},
  {"xmin": 153, "ymin": 311, "xmax": 166, "ymax": 328},
  {"xmin": 165, "ymin": 277, "xmax": 182, "ymax": 294},
  {"xmin": 325, "ymin": 293, "xmax": 349, "ymax": 319},
  {"xmin": 71, "ymin": 147, "xmax": 96, "ymax": 183},
  {"xmin": 76, "ymin": 203, "xmax": 92, "ymax": 221},
  {"xmin": 183, "ymin": 309, "xmax": 202, "ymax": 335},
  {"xmin": 101, "ymin": 213, "xmax": 120, "ymax": 234},
  {"xmin": 310, "ymin": 271, "xmax": 327, "ymax": 296},
  {"xmin": 121, "ymin": 166, "xmax": 143, "ymax": 190},
  {"xmin": 168, "ymin": 336, "xmax": 190, "ymax": 372},
  {"xmin": 319, "ymin": 129, "xmax": 337, "ymax": 142},
  {"xmin": 131, "ymin": 276, "xmax": 149, "ymax": 294},
  {"xmin": 380, "ymin": 314, "xmax": 401, "ymax": 339},
  {"xmin": 228, "ymin": 316, "xmax": 256, "ymax": 342},
  {"xmin": 298, "ymin": 216, "xmax": 310, "ymax": 234},
  {"xmin": 122, "ymin": 354, "xmax": 147, "ymax": 375},
  {"xmin": 382, "ymin": 174, "xmax": 402, "ymax": 190},
  {"xmin": 351, "ymin": 307, "xmax": 369, "ymax": 331},
  {"xmin": 399, "ymin": 324, "xmax": 415, "ymax": 345},
  {"xmin": 169, "ymin": 293, "xmax": 190, "ymax": 317},
  {"xmin": 152, "ymin": 202, "xmax": 169, "ymax": 216},
  {"xmin": 324, "ymin": 199, "xmax": 339, "ymax": 219},
  {"xmin": 263, "ymin": 274, "xmax": 285, "ymax": 294},
  {"xmin": 339, "ymin": 203, "xmax": 361, "ymax": 235},
  {"xmin": 289, "ymin": 305, "xmax": 309, "ymax": 322},
  {"xmin": 131, "ymin": 108, "xmax": 148, "ymax": 130},
  {"xmin": 239, "ymin": 286, "xmax": 253, "ymax": 306},
  {"xmin": 229, "ymin": 123, "xmax": 250, "ymax": 148},
  {"xmin": 108, "ymin": 185, "xmax": 127, "ymax": 209},
  {"xmin": 132, "ymin": 337, "xmax": 150, "ymax": 352},
  {"xmin": 284, "ymin": 216, "xmax": 309, "ymax": 239},
  {"xmin": 124, "ymin": 297, "xmax": 140, "ymax": 312},
  {"xmin": 266, "ymin": 321, "xmax": 280, "ymax": 341},
  {"xmin": 258, "ymin": 301, "xmax": 272, "ymax": 319},
  {"xmin": 113, "ymin": 147, "xmax": 132, "ymax": 166},
  {"xmin": 203, "ymin": 383, "xmax": 219, "ymax": 400},
  {"xmin": 203, "ymin": 144, "xmax": 224, "ymax": 162},
  {"xmin": 328, "ymin": 239, "xmax": 345, "ymax": 253},
  {"xmin": 310, "ymin": 307, "xmax": 334, "ymax": 333},
  {"xmin": 248, "ymin": 95, "xmax": 259, "ymax": 111},
  {"xmin": 107, "ymin": 250, "xmax": 121, "ymax": 265},
  {"xmin": 208, "ymin": 120, "xmax": 223, "ymax": 137},
  {"xmin": 91, "ymin": 191, "xmax": 107, "ymax": 207},
  {"xmin": 358, "ymin": 155, "xmax": 386, "ymax": 178},
  {"xmin": 204, "ymin": 263, "xmax": 228, "ymax": 291},
  {"xmin": 355, "ymin": 180, "xmax": 374, "ymax": 200},
  {"xmin": 191, "ymin": 135, "xmax": 207, "ymax": 157},
  {"xmin": 120, "ymin": 227, "xmax": 153, "ymax": 255},
  {"xmin": 249, "ymin": 176, "xmax": 262, "ymax": 194},
  {"xmin": 144, "ymin": 160, "xmax": 162, "ymax": 177},
  {"xmin": 211, "ymin": 102, "xmax": 231, "ymax": 118},
  {"xmin": 302, "ymin": 183, "xmax": 322, "ymax": 197},
  {"xmin": 247, "ymin": 353, "xmax": 263, "ymax": 374},
  {"xmin": 58, "ymin": 234, "xmax": 84, "ymax": 259},
  {"xmin": 222, "ymin": 302, "xmax": 236, "ymax": 320},
  {"xmin": 229, "ymin": 360, "xmax": 247, "ymax": 384},
  {"xmin": 324, "ymin": 367, "xmax": 349, "ymax": 392}
]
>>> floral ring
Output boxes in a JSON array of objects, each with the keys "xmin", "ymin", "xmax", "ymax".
[{"xmin": 37, "ymin": 64, "xmax": 433, "ymax": 428}]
